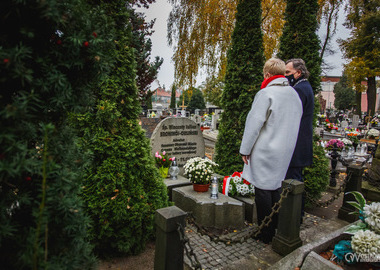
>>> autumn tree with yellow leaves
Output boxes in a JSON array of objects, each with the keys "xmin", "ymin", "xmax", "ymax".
[
  {"xmin": 339, "ymin": 0, "xmax": 380, "ymax": 116},
  {"xmin": 168, "ymin": 0, "xmax": 286, "ymax": 88}
]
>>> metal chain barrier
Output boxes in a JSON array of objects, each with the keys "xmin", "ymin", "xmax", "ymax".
[
  {"xmin": 186, "ymin": 183, "xmax": 293, "ymax": 245},
  {"xmin": 177, "ymin": 221, "xmax": 202, "ymax": 270},
  {"xmin": 306, "ymin": 171, "xmax": 353, "ymax": 208}
]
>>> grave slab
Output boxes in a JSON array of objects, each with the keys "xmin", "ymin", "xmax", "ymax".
[
  {"xmin": 234, "ymin": 196, "xmax": 257, "ymax": 224},
  {"xmin": 301, "ymin": 251, "xmax": 342, "ymax": 270},
  {"xmin": 164, "ymin": 175, "xmax": 192, "ymax": 201},
  {"xmin": 172, "ymin": 185, "xmax": 245, "ymax": 229}
]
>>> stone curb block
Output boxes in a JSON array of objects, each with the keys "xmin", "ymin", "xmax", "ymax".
[{"xmin": 269, "ymin": 222, "xmax": 356, "ymax": 270}]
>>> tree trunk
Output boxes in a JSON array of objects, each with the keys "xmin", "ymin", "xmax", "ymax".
[
  {"xmin": 368, "ymin": 145, "xmax": 380, "ymax": 187},
  {"xmin": 367, "ymin": 76, "xmax": 377, "ymax": 116},
  {"xmin": 355, "ymin": 90, "xmax": 362, "ymax": 117}
]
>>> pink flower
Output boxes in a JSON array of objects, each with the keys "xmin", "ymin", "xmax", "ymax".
[
  {"xmin": 155, "ymin": 152, "xmax": 159, "ymax": 158},
  {"xmin": 172, "ymin": 157, "xmax": 176, "ymax": 161},
  {"xmin": 162, "ymin": 151, "xmax": 166, "ymax": 155},
  {"xmin": 325, "ymin": 139, "xmax": 344, "ymax": 150}
]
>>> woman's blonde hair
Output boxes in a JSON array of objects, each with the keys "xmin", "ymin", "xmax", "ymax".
[{"xmin": 263, "ymin": 58, "xmax": 286, "ymax": 76}]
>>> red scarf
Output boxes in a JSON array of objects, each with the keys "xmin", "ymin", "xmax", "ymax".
[{"xmin": 260, "ymin": 75, "xmax": 285, "ymax": 89}]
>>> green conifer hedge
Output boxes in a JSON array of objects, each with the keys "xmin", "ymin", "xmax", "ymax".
[
  {"xmin": 0, "ymin": 0, "xmax": 113, "ymax": 268},
  {"xmin": 278, "ymin": 0, "xmax": 321, "ymax": 92},
  {"xmin": 73, "ymin": 2, "xmax": 169, "ymax": 256},
  {"xmin": 214, "ymin": 0, "xmax": 265, "ymax": 175}
]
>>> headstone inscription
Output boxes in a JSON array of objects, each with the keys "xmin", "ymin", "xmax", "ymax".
[
  {"xmin": 151, "ymin": 117, "xmax": 205, "ymax": 174},
  {"xmin": 352, "ymin": 115, "xmax": 359, "ymax": 128}
]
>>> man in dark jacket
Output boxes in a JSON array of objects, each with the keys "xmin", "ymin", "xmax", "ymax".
[{"xmin": 285, "ymin": 58, "xmax": 314, "ymax": 219}]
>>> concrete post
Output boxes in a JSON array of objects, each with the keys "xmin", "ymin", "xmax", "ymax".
[
  {"xmin": 338, "ymin": 165, "xmax": 364, "ymax": 222},
  {"xmin": 154, "ymin": 206, "xmax": 187, "ymax": 270},
  {"xmin": 272, "ymin": 179, "xmax": 304, "ymax": 256}
]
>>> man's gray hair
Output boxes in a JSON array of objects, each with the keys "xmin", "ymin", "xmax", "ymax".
[{"xmin": 286, "ymin": 58, "xmax": 310, "ymax": 79}]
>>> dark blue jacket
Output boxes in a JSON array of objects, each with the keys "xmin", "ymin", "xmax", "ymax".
[{"xmin": 289, "ymin": 79, "xmax": 314, "ymax": 167}]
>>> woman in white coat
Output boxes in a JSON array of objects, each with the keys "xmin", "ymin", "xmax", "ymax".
[{"xmin": 240, "ymin": 58, "xmax": 302, "ymax": 243}]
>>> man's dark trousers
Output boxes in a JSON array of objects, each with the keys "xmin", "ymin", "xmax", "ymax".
[{"xmin": 254, "ymin": 187, "xmax": 281, "ymax": 243}]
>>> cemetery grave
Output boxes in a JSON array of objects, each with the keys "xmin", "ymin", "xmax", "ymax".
[{"xmin": 107, "ymin": 112, "xmax": 380, "ymax": 270}]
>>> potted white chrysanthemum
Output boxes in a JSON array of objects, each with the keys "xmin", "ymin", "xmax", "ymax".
[
  {"xmin": 183, "ymin": 157, "xmax": 218, "ymax": 192},
  {"xmin": 367, "ymin": 128, "xmax": 380, "ymax": 139},
  {"xmin": 341, "ymin": 138, "xmax": 353, "ymax": 150}
]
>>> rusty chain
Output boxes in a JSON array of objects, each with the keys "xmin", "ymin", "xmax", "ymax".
[
  {"xmin": 306, "ymin": 171, "xmax": 353, "ymax": 208},
  {"xmin": 186, "ymin": 183, "xmax": 293, "ymax": 245},
  {"xmin": 177, "ymin": 221, "xmax": 202, "ymax": 270}
]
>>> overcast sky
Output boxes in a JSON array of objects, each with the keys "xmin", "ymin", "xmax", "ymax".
[{"xmin": 137, "ymin": 0, "xmax": 351, "ymax": 90}]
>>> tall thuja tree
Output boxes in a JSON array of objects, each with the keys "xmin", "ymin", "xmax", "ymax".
[
  {"xmin": 129, "ymin": 7, "xmax": 163, "ymax": 107},
  {"xmin": 75, "ymin": 1, "xmax": 169, "ymax": 256},
  {"xmin": 0, "ymin": 0, "xmax": 113, "ymax": 269},
  {"xmin": 278, "ymin": 0, "xmax": 321, "ymax": 93},
  {"xmin": 188, "ymin": 87, "xmax": 206, "ymax": 113},
  {"xmin": 170, "ymin": 84, "xmax": 177, "ymax": 109},
  {"xmin": 279, "ymin": 0, "xmax": 329, "ymax": 203},
  {"xmin": 333, "ymin": 72, "xmax": 356, "ymax": 111},
  {"xmin": 214, "ymin": 0, "xmax": 265, "ymax": 175}
]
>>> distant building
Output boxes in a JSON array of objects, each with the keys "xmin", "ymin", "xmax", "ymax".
[
  {"xmin": 320, "ymin": 76, "xmax": 340, "ymax": 111},
  {"xmin": 152, "ymin": 87, "xmax": 181, "ymax": 109},
  {"xmin": 319, "ymin": 76, "xmax": 380, "ymax": 113}
]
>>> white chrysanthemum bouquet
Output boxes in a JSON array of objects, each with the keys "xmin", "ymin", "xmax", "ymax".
[
  {"xmin": 344, "ymin": 192, "xmax": 380, "ymax": 257},
  {"xmin": 183, "ymin": 157, "xmax": 218, "ymax": 185},
  {"xmin": 351, "ymin": 230, "xmax": 380, "ymax": 256},
  {"xmin": 367, "ymin": 128, "xmax": 380, "ymax": 139},
  {"xmin": 222, "ymin": 172, "xmax": 255, "ymax": 197},
  {"xmin": 341, "ymin": 138, "xmax": 353, "ymax": 148}
]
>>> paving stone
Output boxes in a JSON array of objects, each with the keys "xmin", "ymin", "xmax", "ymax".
[{"xmin": 181, "ymin": 209, "xmax": 350, "ymax": 270}]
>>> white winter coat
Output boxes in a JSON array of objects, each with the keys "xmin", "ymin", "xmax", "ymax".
[{"xmin": 239, "ymin": 77, "xmax": 302, "ymax": 190}]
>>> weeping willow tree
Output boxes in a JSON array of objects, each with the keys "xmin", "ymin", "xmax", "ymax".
[{"xmin": 167, "ymin": 0, "xmax": 286, "ymax": 87}]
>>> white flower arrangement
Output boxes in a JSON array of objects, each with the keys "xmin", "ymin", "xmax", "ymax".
[
  {"xmin": 341, "ymin": 138, "xmax": 353, "ymax": 146},
  {"xmin": 222, "ymin": 172, "xmax": 255, "ymax": 197},
  {"xmin": 343, "ymin": 192, "xmax": 380, "ymax": 259},
  {"xmin": 367, "ymin": 128, "xmax": 380, "ymax": 139},
  {"xmin": 364, "ymin": 202, "xmax": 380, "ymax": 233},
  {"xmin": 183, "ymin": 157, "xmax": 218, "ymax": 185},
  {"xmin": 351, "ymin": 230, "xmax": 380, "ymax": 255}
]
